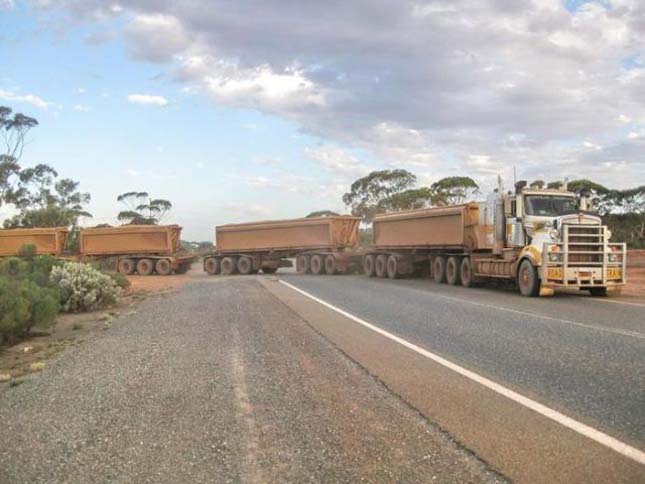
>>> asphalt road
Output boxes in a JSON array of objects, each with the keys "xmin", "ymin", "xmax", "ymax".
[
  {"xmin": 0, "ymin": 278, "xmax": 503, "ymax": 483},
  {"xmin": 279, "ymin": 273, "xmax": 645, "ymax": 448}
]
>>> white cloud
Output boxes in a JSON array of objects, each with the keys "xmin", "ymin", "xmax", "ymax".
[
  {"xmin": 305, "ymin": 146, "xmax": 369, "ymax": 178},
  {"xmin": 41, "ymin": 0, "xmax": 645, "ymax": 188},
  {"xmin": 0, "ymin": 89, "xmax": 51, "ymax": 109},
  {"xmin": 126, "ymin": 94, "xmax": 168, "ymax": 106},
  {"xmin": 73, "ymin": 104, "xmax": 91, "ymax": 112},
  {"xmin": 0, "ymin": 0, "xmax": 14, "ymax": 9}
]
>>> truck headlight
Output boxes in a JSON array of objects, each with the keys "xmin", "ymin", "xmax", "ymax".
[
  {"xmin": 549, "ymin": 228, "xmax": 559, "ymax": 240},
  {"xmin": 548, "ymin": 252, "xmax": 559, "ymax": 262},
  {"xmin": 608, "ymin": 253, "xmax": 617, "ymax": 263}
]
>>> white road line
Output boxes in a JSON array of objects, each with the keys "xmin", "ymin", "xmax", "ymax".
[
  {"xmin": 406, "ymin": 286, "xmax": 645, "ymax": 340},
  {"xmin": 279, "ymin": 279, "xmax": 645, "ymax": 466}
]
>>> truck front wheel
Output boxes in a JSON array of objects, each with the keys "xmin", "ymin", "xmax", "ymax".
[{"xmin": 517, "ymin": 259, "xmax": 540, "ymax": 297}]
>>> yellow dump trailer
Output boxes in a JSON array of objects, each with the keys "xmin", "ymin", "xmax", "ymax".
[
  {"xmin": 0, "ymin": 227, "xmax": 69, "ymax": 257},
  {"xmin": 204, "ymin": 216, "xmax": 361, "ymax": 276},
  {"xmin": 79, "ymin": 225, "xmax": 194, "ymax": 276}
]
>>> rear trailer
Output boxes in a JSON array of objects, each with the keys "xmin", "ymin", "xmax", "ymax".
[
  {"xmin": 203, "ymin": 216, "xmax": 361, "ymax": 275},
  {"xmin": 0, "ymin": 227, "xmax": 69, "ymax": 257},
  {"xmin": 79, "ymin": 225, "xmax": 196, "ymax": 275}
]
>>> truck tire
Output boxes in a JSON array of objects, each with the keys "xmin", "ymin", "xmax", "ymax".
[
  {"xmin": 155, "ymin": 258, "xmax": 173, "ymax": 276},
  {"xmin": 310, "ymin": 254, "xmax": 325, "ymax": 275},
  {"xmin": 460, "ymin": 257, "xmax": 474, "ymax": 288},
  {"xmin": 221, "ymin": 257, "xmax": 237, "ymax": 275},
  {"xmin": 433, "ymin": 256, "xmax": 446, "ymax": 283},
  {"xmin": 363, "ymin": 255, "xmax": 376, "ymax": 277},
  {"xmin": 237, "ymin": 256, "xmax": 253, "ymax": 275},
  {"xmin": 589, "ymin": 287, "xmax": 608, "ymax": 297},
  {"xmin": 117, "ymin": 258, "xmax": 135, "ymax": 275},
  {"xmin": 386, "ymin": 255, "xmax": 399, "ymax": 279},
  {"xmin": 446, "ymin": 256, "xmax": 461, "ymax": 285},
  {"xmin": 296, "ymin": 255, "xmax": 310, "ymax": 274},
  {"xmin": 517, "ymin": 259, "xmax": 540, "ymax": 297},
  {"xmin": 204, "ymin": 257, "xmax": 220, "ymax": 275},
  {"xmin": 136, "ymin": 258, "xmax": 154, "ymax": 276},
  {"xmin": 375, "ymin": 254, "xmax": 388, "ymax": 278},
  {"xmin": 324, "ymin": 255, "xmax": 337, "ymax": 275}
]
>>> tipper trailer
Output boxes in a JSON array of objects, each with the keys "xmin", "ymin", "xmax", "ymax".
[
  {"xmin": 0, "ymin": 227, "xmax": 69, "ymax": 257},
  {"xmin": 80, "ymin": 225, "xmax": 195, "ymax": 275},
  {"xmin": 203, "ymin": 216, "xmax": 361, "ymax": 275},
  {"xmin": 0, "ymin": 225, "xmax": 195, "ymax": 275},
  {"xmin": 364, "ymin": 181, "xmax": 627, "ymax": 297}
]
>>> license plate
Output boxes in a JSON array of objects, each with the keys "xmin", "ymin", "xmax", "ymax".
[
  {"xmin": 577, "ymin": 271, "xmax": 592, "ymax": 278},
  {"xmin": 547, "ymin": 267, "xmax": 563, "ymax": 280},
  {"xmin": 607, "ymin": 268, "xmax": 622, "ymax": 280}
]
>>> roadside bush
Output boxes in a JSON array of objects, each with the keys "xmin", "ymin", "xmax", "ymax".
[
  {"xmin": 0, "ymin": 278, "xmax": 59, "ymax": 343},
  {"xmin": 106, "ymin": 271, "xmax": 131, "ymax": 290},
  {"xmin": 50, "ymin": 262, "xmax": 121, "ymax": 312},
  {"xmin": 18, "ymin": 244, "xmax": 37, "ymax": 258}
]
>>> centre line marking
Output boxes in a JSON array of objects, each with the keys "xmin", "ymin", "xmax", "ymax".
[{"xmin": 279, "ymin": 279, "xmax": 645, "ymax": 466}]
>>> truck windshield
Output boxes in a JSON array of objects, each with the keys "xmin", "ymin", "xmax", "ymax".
[{"xmin": 524, "ymin": 196, "xmax": 576, "ymax": 216}]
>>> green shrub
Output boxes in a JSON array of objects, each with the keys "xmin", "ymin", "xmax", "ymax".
[
  {"xmin": 0, "ymin": 257, "xmax": 29, "ymax": 277},
  {"xmin": 106, "ymin": 271, "xmax": 131, "ymax": 289},
  {"xmin": 0, "ymin": 277, "xmax": 59, "ymax": 343},
  {"xmin": 50, "ymin": 262, "xmax": 121, "ymax": 312},
  {"xmin": 18, "ymin": 244, "xmax": 37, "ymax": 258}
]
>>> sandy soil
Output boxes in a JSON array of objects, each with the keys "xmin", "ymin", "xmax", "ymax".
[{"xmin": 124, "ymin": 263, "xmax": 203, "ymax": 295}]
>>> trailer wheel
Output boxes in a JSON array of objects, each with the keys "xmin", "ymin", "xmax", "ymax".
[
  {"xmin": 363, "ymin": 255, "xmax": 376, "ymax": 277},
  {"xmin": 221, "ymin": 257, "xmax": 238, "ymax": 275},
  {"xmin": 375, "ymin": 254, "xmax": 388, "ymax": 278},
  {"xmin": 324, "ymin": 255, "xmax": 337, "ymax": 275},
  {"xmin": 237, "ymin": 256, "xmax": 254, "ymax": 275},
  {"xmin": 204, "ymin": 257, "xmax": 220, "ymax": 275},
  {"xmin": 154, "ymin": 258, "xmax": 172, "ymax": 276},
  {"xmin": 517, "ymin": 259, "xmax": 540, "ymax": 297},
  {"xmin": 460, "ymin": 257, "xmax": 474, "ymax": 288},
  {"xmin": 296, "ymin": 255, "xmax": 310, "ymax": 274},
  {"xmin": 310, "ymin": 254, "xmax": 325, "ymax": 275},
  {"xmin": 386, "ymin": 256, "xmax": 399, "ymax": 279},
  {"xmin": 446, "ymin": 256, "xmax": 461, "ymax": 285},
  {"xmin": 433, "ymin": 256, "xmax": 446, "ymax": 283},
  {"xmin": 589, "ymin": 287, "xmax": 608, "ymax": 297},
  {"xmin": 117, "ymin": 258, "xmax": 135, "ymax": 275}
]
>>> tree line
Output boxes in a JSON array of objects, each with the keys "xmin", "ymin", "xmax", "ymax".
[{"xmin": 1, "ymin": 106, "xmax": 172, "ymax": 235}]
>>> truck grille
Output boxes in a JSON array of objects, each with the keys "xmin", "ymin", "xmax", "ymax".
[{"xmin": 565, "ymin": 224, "xmax": 604, "ymax": 266}]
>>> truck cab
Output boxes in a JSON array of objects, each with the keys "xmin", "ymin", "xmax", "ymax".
[{"xmin": 503, "ymin": 181, "xmax": 626, "ymax": 296}]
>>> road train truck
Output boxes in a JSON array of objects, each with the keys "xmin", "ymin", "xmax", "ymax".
[
  {"xmin": 0, "ymin": 225, "xmax": 195, "ymax": 275},
  {"xmin": 363, "ymin": 181, "xmax": 626, "ymax": 296},
  {"xmin": 203, "ymin": 216, "xmax": 361, "ymax": 275}
]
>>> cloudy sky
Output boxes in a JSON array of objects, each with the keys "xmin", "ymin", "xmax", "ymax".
[{"xmin": 1, "ymin": 0, "xmax": 644, "ymax": 240}]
